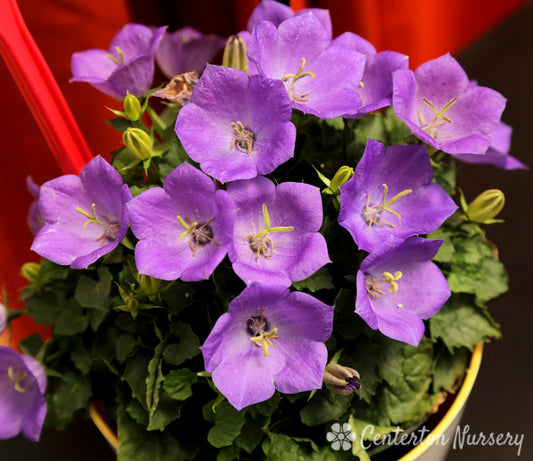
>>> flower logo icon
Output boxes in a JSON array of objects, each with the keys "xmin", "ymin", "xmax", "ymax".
[{"xmin": 326, "ymin": 422, "xmax": 356, "ymax": 451}]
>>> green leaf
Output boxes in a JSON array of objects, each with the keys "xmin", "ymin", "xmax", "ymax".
[
  {"xmin": 54, "ymin": 302, "xmax": 89, "ymax": 335},
  {"xmin": 349, "ymin": 416, "xmax": 399, "ymax": 461},
  {"xmin": 123, "ymin": 352, "xmax": 151, "ymax": 407},
  {"xmin": 25, "ymin": 291, "xmax": 60, "ymax": 325},
  {"xmin": 117, "ymin": 403, "xmax": 188, "ymax": 461},
  {"xmin": 203, "ymin": 400, "xmax": 246, "ymax": 448},
  {"xmin": 163, "ymin": 321, "xmax": 201, "ymax": 365},
  {"xmin": 18, "ymin": 333, "xmax": 44, "ymax": 358},
  {"xmin": 432, "ymin": 346, "xmax": 470, "ymax": 392},
  {"xmin": 116, "ymin": 333, "xmax": 140, "ymax": 363},
  {"xmin": 235, "ymin": 413, "xmax": 269, "ymax": 454},
  {"xmin": 70, "ymin": 339, "xmax": 91, "ymax": 374},
  {"xmin": 147, "ymin": 389, "xmax": 184, "ymax": 431},
  {"xmin": 300, "ymin": 390, "xmax": 352, "ymax": 426},
  {"xmin": 52, "ymin": 372, "xmax": 92, "ymax": 421},
  {"xmin": 429, "ymin": 294, "xmax": 501, "ymax": 352},
  {"xmin": 163, "ymin": 369, "xmax": 198, "ymax": 401},
  {"xmin": 75, "ymin": 267, "xmax": 113, "ymax": 310},
  {"xmin": 292, "ymin": 267, "xmax": 334, "ymax": 292},
  {"xmin": 146, "ymin": 341, "xmax": 166, "ymax": 422},
  {"xmin": 261, "ymin": 433, "xmax": 305, "ymax": 461}
]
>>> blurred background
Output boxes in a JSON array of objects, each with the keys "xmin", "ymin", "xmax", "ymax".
[{"xmin": 0, "ymin": 0, "xmax": 531, "ymax": 459}]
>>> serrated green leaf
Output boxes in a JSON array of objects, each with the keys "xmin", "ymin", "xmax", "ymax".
[
  {"xmin": 429, "ymin": 294, "xmax": 501, "ymax": 352},
  {"xmin": 432, "ymin": 346, "xmax": 470, "ymax": 392},
  {"xmin": 147, "ymin": 389, "xmax": 184, "ymax": 431},
  {"xmin": 300, "ymin": 390, "xmax": 352, "ymax": 426},
  {"xmin": 25, "ymin": 291, "xmax": 60, "ymax": 325},
  {"xmin": 205, "ymin": 399, "xmax": 246, "ymax": 448},
  {"xmin": 163, "ymin": 321, "xmax": 201, "ymax": 365},
  {"xmin": 116, "ymin": 333, "xmax": 140, "ymax": 363},
  {"xmin": 52, "ymin": 372, "xmax": 92, "ymax": 420},
  {"xmin": 340, "ymin": 341, "xmax": 381, "ymax": 403},
  {"xmin": 18, "ymin": 333, "xmax": 44, "ymax": 358},
  {"xmin": 146, "ymin": 341, "xmax": 166, "ymax": 422},
  {"xmin": 54, "ymin": 302, "xmax": 89, "ymax": 335},
  {"xmin": 235, "ymin": 413, "xmax": 268, "ymax": 454},
  {"xmin": 123, "ymin": 352, "xmax": 151, "ymax": 407},
  {"xmin": 74, "ymin": 267, "xmax": 113, "ymax": 310},
  {"xmin": 163, "ymin": 369, "xmax": 197, "ymax": 401},
  {"xmin": 292, "ymin": 266, "xmax": 334, "ymax": 292}
]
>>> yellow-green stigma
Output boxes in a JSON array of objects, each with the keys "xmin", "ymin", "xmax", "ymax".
[
  {"xmin": 418, "ymin": 97, "xmax": 457, "ymax": 139},
  {"xmin": 231, "ymin": 121, "xmax": 254, "ymax": 155},
  {"xmin": 246, "ymin": 310, "xmax": 279, "ymax": 357},
  {"xmin": 107, "ymin": 46, "xmax": 126, "ymax": 66},
  {"xmin": 362, "ymin": 184, "xmax": 412, "ymax": 229},
  {"xmin": 177, "ymin": 215, "xmax": 218, "ymax": 256},
  {"xmin": 281, "ymin": 57, "xmax": 315, "ymax": 104},
  {"xmin": 76, "ymin": 203, "xmax": 119, "ymax": 244},
  {"xmin": 365, "ymin": 271, "xmax": 403, "ymax": 298},
  {"xmin": 8, "ymin": 366, "xmax": 29, "ymax": 393},
  {"xmin": 246, "ymin": 203, "xmax": 294, "ymax": 259}
]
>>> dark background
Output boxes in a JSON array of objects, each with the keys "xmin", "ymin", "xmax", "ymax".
[{"xmin": 1, "ymin": 2, "xmax": 532, "ymax": 460}]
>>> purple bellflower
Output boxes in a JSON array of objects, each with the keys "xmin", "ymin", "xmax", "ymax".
[
  {"xmin": 338, "ymin": 139, "xmax": 457, "ymax": 253},
  {"xmin": 454, "ymin": 122, "xmax": 527, "ymax": 170},
  {"xmin": 247, "ymin": 12, "xmax": 366, "ymax": 119},
  {"xmin": 227, "ymin": 176, "xmax": 330, "ymax": 287},
  {"xmin": 0, "ymin": 346, "xmax": 47, "ymax": 441},
  {"xmin": 71, "ymin": 24, "xmax": 166, "ymax": 99},
  {"xmin": 356, "ymin": 236, "xmax": 450, "ymax": 346},
  {"xmin": 155, "ymin": 27, "xmax": 225, "ymax": 78},
  {"xmin": 333, "ymin": 32, "xmax": 409, "ymax": 118},
  {"xmin": 176, "ymin": 65, "xmax": 296, "ymax": 182},
  {"xmin": 247, "ymin": 0, "xmax": 332, "ymax": 37},
  {"xmin": 128, "ymin": 162, "xmax": 234, "ymax": 282},
  {"xmin": 393, "ymin": 53, "xmax": 506, "ymax": 155},
  {"xmin": 200, "ymin": 283, "xmax": 334, "ymax": 410},
  {"xmin": 26, "ymin": 176, "xmax": 43, "ymax": 235},
  {"xmin": 31, "ymin": 156, "xmax": 131, "ymax": 269}
]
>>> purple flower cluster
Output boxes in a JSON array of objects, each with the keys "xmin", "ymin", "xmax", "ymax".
[{"xmin": 24, "ymin": 0, "xmax": 519, "ymax": 417}]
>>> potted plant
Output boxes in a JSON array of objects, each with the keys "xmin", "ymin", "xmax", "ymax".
[{"xmin": 1, "ymin": 1, "xmax": 522, "ymax": 459}]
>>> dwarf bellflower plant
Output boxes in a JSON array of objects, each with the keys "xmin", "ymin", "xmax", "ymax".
[{"xmin": 3, "ymin": 2, "xmax": 517, "ymax": 460}]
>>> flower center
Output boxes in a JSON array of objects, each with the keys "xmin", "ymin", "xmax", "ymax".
[
  {"xmin": 418, "ymin": 97, "xmax": 457, "ymax": 140},
  {"xmin": 365, "ymin": 271, "xmax": 403, "ymax": 298},
  {"xmin": 76, "ymin": 203, "xmax": 120, "ymax": 245},
  {"xmin": 177, "ymin": 215, "xmax": 218, "ymax": 256},
  {"xmin": 362, "ymin": 184, "xmax": 412, "ymax": 230},
  {"xmin": 281, "ymin": 58, "xmax": 315, "ymax": 104},
  {"xmin": 246, "ymin": 310, "xmax": 279, "ymax": 357},
  {"xmin": 246, "ymin": 203, "xmax": 294, "ymax": 259},
  {"xmin": 231, "ymin": 121, "xmax": 254, "ymax": 156},
  {"xmin": 8, "ymin": 366, "xmax": 30, "ymax": 393}
]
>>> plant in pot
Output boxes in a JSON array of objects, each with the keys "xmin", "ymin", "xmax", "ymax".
[{"xmin": 1, "ymin": 1, "xmax": 522, "ymax": 460}]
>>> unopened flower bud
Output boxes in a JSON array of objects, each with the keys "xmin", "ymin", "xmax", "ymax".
[
  {"xmin": 222, "ymin": 35, "xmax": 249, "ymax": 73},
  {"xmin": 324, "ymin": 363, "xmax": 361, "ymax": 395},
  {"xmin": 123, "ymin": 94, "xmax": 142, "ymax": 121},
  {"xmin": 123, "ymin": 128, "xmax": 153, "ymax": 160},
  {"xmin": 138, "ymin": 274, "xmax": 161, "ymax": 295},
  {"xmin": 21, "ymin": 262, "xmax": 40, "ymax": 283},
  {"xmin": 466, "ymin": 189, "xmax": 505, "ymax": 223},
  {"xmin": 329, "ymin": 166, "xmax": 354, "ymax": 194}
]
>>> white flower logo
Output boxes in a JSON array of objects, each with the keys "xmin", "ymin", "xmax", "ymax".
[{"xmin": 326, "ymin": 422, "xmax": 356, "ymax": 451}]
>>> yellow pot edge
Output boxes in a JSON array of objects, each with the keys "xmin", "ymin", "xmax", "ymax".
[
  {"xmin": 398, "ymin": 341, "xmax": 484, "ymax": 461},
  {"xmin": 89, "ymin": 342, "xmax": 484, "ymax": 457}
]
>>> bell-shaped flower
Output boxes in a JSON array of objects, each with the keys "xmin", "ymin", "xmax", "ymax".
[
  {"xmin": 247, "ymin": 0, "xmax": 332, "ymax": 37},
  {"xmin": 247, "ymin": 12, "xmax": 366, "ymax": 119},
  {"xmin": 176, "ymin": 65, "xmax": 296, "ymax": 182},
  {"xmin": 200, "ymin": 283, "xmax": 334, "ymax": 410},
  {"xmin": 155, "ymin": 27, "xmax": 225, "ymax": 78},
  {"xmin": 0, "ymin": 346, "xmax": 47, "ymax": 441},
  {"xmin": 31, "ymin": 156, "xmax": 132, "ymax": 269},
  {"xmin": 356, "ymin": 236, "xmax": 450, "ymax": 346},
  {"xmin": 227, "ymin": 176, "xmax": 330, "ymax": 287},
  {"xmin": 71, "ymin": 24, "xmax": 166, "ymax": 99},
  {"xmin": 338, "ymin": 139, "xmax": 457, "ymax": 253},
  {"xmin": 334, "ymin": 32, "xmax": 409, "ymax": 118},
  {"xmin": 454, "ymin": 122, "xmax": 527, "ymax": 170},
  {"xmin": 393, "ymin": 53, "xmax": 506, "ymax": 155},
  {"xmin": 128, "ymin": 162, "xmax": 234, "ymax": 282}
]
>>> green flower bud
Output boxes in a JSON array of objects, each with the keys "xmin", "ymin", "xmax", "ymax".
[
  {"xmin": 21, "ymin": 262, "xmax": 40, "ymax": 283},
  {"xmin": 466, "ymin": 189, "xmax": 505, "ymax": 223},
  {"xmin": 323, "ymin": 363, "xmax": 361, "ymax": 395},
  {"xmin": 123, "ymin": 128, "xmax": 153, "ymax": 161},
  {"xmin": 222, "ymin": 35, "xmax": 249, "ymax": 73},
  {"xmin": 138, "ymin": 274, "xmax": 161, "ymax": 295},
  {"xmin": 123, "ymin": 93, "xmax": 142, "ymax": 121},
  {"xmin": 329, "ymin": 166, "xmax": 354, "ymax": 194}
]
